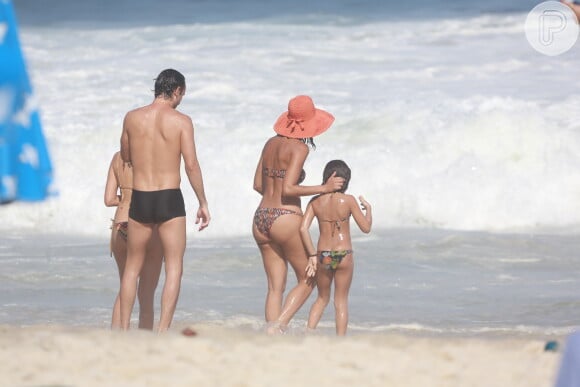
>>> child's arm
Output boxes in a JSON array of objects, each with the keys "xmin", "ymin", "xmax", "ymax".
[
  {"xmin": 349, "ymin": 195, "xmax": 372, "ymax": 233},
  {"xmin": 299, "ymin": 202, "xmax": 318, "ymax": 277}
]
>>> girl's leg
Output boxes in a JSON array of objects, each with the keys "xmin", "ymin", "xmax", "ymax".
[
  {"xmin": 333, "ymin": 255, "xmax": 354, "ymax": 336},
  {"xmin": 307, "ymin": 265, "xmax": 333, "ymax": 330},
  {"xmin": 110, "ymin": 227, "xmax": 127, "ymax": 329},
  {"xmin": 137, "ymin": 228, "xmax": 164, "ymax": 330}
]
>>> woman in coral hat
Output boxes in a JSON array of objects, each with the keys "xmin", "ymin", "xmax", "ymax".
[{"xmin": 252, "ymin": 95, "xmax": 344, "ymax": 333}]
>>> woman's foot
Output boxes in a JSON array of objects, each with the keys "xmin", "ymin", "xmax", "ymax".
[{"xmin": 265, "ymin": 321, "xmax": 287, "ymax": 335}]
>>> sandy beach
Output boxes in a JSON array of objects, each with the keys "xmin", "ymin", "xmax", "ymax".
[{"xmin": 0, "ymin": 324, "xmax": 561, "ymax": 387}]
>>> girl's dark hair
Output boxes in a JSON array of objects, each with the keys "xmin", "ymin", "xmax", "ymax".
[
  {"xmin": 154, "ymin": 69, "xmax": 186, "ymax": 99},
  {"xmin": 323, "ymin": 159, "xmax": 351, "ymax": 193}
]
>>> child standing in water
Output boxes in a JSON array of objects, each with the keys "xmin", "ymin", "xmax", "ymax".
[{"xmin": 300, "ymin": 160, "xmax": 372, "ymax": 336}]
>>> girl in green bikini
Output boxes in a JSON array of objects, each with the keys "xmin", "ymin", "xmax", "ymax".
[{"xmin": 300, "ymin": 160, "xmax": 372, "ymax": 336}]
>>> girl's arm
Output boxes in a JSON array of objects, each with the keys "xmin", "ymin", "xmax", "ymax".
[
  {"xmin": 349, "ymin": 195, "xmax": 372, "ymax": 233},
  {"xmin": 299, "ymin": 202, "xmax": 318, "ymax": 277},
  {"xmin": 253, "ymin": 153, "xmax": 264, "ymax": 195},
  {"xmin": 282, "ymin": 144, "xmax": 344, "ymax": 197},
  {"xmin": 104, "ymin": 155, "xmax": 120, "ymax": 207}
]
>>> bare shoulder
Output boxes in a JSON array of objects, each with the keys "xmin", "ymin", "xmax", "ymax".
[
  {"xmin": 286, "ymin": 138, "xmax": 309, "ymax": 156},
  {"xmin": 291, "ymin": 138, "xmax": 309, "ymax": 151},
  {"xmin": 127, "ymin": 105, "xmax": 148, "ymax": 115},
  {"xmin": 344, "ymin": 193, "xmax": 358, "ymax": 206},
  {"xmin": 264, "ymin": 135, "xmax": 278, "ymax": 147},
  {"xmin": 171, "ymin": 109, "xmax": 193, "ymax": 129},
  {"xmin": 123, "ymin": 106, "xmax": 146, "ymax": 123}
]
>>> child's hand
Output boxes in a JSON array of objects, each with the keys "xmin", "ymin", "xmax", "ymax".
[
  {"xmin": 305, "ymin": 256, "xmax": 317, "ymax": 277},
  {"xmin": 359, "ymin": 195, "xmax": 371, "ymax": 211}
]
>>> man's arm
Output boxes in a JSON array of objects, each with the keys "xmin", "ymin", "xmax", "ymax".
[
  {"xmin": 120, "ymin": 114, "xmax": 131, "ymax": 163},
  {"xmin": 181, "ymin": 117, "xmax": 210, "ymax": 230}
]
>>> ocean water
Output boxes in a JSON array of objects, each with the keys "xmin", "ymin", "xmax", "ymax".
[
  {"xmin": 1, "ymin": 229, "xmax": 579, "ymax": 336},
  {"xmin": 1, "ymin": 0, "xmax": 580, "ymax": 335}
]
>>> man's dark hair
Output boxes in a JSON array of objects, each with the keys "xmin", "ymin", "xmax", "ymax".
[
  {"xmin": 154, "ymin": 69, "xmax": 185, "ymax": 99},
  {"xmin": 323, "ymin": 159, "xmax": 351, "ymax": 193}
]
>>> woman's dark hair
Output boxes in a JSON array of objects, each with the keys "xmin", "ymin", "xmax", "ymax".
[
  {"xmin": 154, "ymin": 69, "xmax": 185, "ymax": 99},
  {"xmin": 301, "ymin": 137, "xmax": 316, "ymax": 149},
  {"xmin": 323, "ymin": 159, "xmax": 351, "ymax": 193}
]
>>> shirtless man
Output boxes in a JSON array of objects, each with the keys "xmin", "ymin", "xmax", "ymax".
[{"xmin": 119, "ymin": 69, "xmax": 210, "ymax": 332}]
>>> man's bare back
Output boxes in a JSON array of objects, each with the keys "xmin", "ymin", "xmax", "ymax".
[{"xmin": 122, "ymin": 102, "xmax": 188, "ymax": 191}]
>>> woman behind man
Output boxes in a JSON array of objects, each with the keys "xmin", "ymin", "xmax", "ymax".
[
  {"xmin": 252, "ymin": 95, "xmax": 344, "ymax": 333},
  {"xmin": 104, "ymin": 151, "xmax": 163, "ymax": 330}
]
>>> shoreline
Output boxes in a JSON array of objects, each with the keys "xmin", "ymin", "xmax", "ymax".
[{"xmin": 0, "ymin": 323, "xmax": 562, "ymax": 387}]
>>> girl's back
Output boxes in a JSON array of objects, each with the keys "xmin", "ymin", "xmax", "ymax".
[{"xmin": 311, "ymin": 192, "xmax": 354, "ymax": 251}]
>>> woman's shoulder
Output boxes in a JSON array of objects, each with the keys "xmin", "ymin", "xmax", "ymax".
[
  {"xmin": 264, "ymin": 137, "xmax": 308, "ymax": 162},
  {"xmin": 284, "ymin": 139, "xmax": 308, "ymax": 158}
]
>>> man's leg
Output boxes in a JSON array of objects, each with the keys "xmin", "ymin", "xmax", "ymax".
[
  {"xmin": 137, "ymin": 229, "xmax": 164, "ymax": 330},
  {"xmin": 120, "ymin": 219, "xmax": 153, "ymax": 330},
  {"xmin": 156, "ymin": 216, "xmax": 186, "ymax": 332}
]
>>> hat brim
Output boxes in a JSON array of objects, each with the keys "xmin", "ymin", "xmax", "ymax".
[{"xmin": 273, "ymin": 109, "xmax": 335, "ymax": 139}]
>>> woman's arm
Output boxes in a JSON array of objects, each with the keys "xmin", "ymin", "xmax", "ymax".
[
  {"xmin": 104, "ymin": 155, "xmax": 120, "ymax": 207},
  {"xmin": 349, "ymin": 195, "xmax": 372, "ymax": 233},
  {"xmin": 299, "ymin": 202, "xmax": 318, "ymax": 277},
  {"xmin": 282, "ymin": 145, "xmax": 344, "ymax": 197}
]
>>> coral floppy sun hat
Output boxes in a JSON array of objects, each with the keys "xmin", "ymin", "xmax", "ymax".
[{"xmin": 273, "ymin": 95, "xmax": 335, "ymax": 139}]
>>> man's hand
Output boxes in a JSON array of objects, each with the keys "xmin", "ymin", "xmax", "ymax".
[{"xmin": 195, "ymin": 206, "xmax": 211, "ymax": 231}]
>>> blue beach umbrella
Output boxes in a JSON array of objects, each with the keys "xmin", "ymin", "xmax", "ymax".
[{"xmin": 0, "ymin": 0, "xmax": 53, "ymax": 203}]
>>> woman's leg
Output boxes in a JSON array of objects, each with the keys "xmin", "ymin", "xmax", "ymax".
[
  {"xmin": 254, "ymin": 224, "xmax": 288, "ymax": 323},
  {"xmin": 110, "ymin": 227, "xmax": 127, "ymax": 329},
  {"xmin": 333, "ymin": 255, "xmax": 354, "ymax": 336},
  {"xmin": 137, "ymin": 228, "xmax": 164, "ymax": 330},
  {"xmin": 120, "ymin": 219, "xmax": 153, "ymax": 330},
  {"xmin": 270, "ymin": 214, "xmax": 315, "ymax": 328},
  {"xmin": 307, "ymin": 264, "xmax": 333, "ymax": 330}
]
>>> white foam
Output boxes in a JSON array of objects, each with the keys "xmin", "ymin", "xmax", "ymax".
[{"xmin": 2, "ymin": 6, "xmax": 579, "ymax": 237}]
